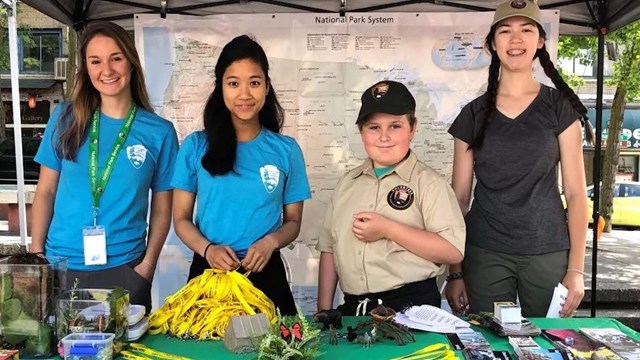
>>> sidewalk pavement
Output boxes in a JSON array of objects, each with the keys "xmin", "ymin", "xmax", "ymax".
[
  {"xmin": 583, "ymin": 229, "xmax": 640, "ymax": 291},
  {"xmin": 579, "ymin": 229, "xmax": 640, "ymax": 330}
]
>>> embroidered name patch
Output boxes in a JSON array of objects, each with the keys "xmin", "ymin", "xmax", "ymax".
[{"xmin": 387, "ymin": 185, "xmax": 414, "ymax": 210}]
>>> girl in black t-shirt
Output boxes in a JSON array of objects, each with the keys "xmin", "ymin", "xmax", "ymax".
[{"xmin": 445, "ymin": 0, "xmax": 593, "ymax": 318}]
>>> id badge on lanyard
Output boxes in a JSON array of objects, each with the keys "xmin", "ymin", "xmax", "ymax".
[
  {"xmin": 83, "ymin": 225, "xmax": 107, "ymax": 265},
  {"xmin": 84, "ymin": 105, "xmax": 136, "ymax": 266}
]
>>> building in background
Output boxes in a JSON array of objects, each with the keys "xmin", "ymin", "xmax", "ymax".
[
  {"xmin": 0, "ymin": 3, "xmax": 69, "ymax": 229},
  {"xmin": 1, "ymin": 2, "xmax": 68, "ymax": 138}
]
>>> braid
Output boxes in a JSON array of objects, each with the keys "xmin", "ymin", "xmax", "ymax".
[
  {"xmin": 471, "ymin": 30, "xmax": 501, "ymax": 150},
  {"xmin": 537, "ymin": 45, "xmax": 595, "ymax": 145}
]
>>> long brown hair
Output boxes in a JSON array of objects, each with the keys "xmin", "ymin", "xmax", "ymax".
[
  {"xmin": 472, "ymin": 24, "xmax": 595, "ymax": 149},
  {"xmin": 57, "ymin": 21, "xmax": 153, "ymax": 160}
]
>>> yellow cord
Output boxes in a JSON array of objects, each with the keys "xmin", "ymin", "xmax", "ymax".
[
  {"xmin": 126, "ymin": 343, "xmax": 192, "ymax": 360},
  {"xmin": 389, "ymin": 343, "xmax": 460, "ymax": 360},
  {"xmin": 148, "ymin": 269, "xmax": 276, "ymax": 340}
]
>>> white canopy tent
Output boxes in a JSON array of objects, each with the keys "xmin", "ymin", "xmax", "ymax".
[{"xmin": 8, "ymin": 0, "xmax": 640, "ymax": 316}]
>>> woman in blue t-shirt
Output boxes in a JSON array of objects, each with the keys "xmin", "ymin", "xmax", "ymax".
[
  {"xmin": 30, "ymin": 21, "xmax": 178, "ymax": 313},
  {"xmin": 445, "ymin": 0, "xmax": 593, "ymax": 318},
  {"xmin": 171, "ymin": 35, "xmax": 311, "ymax": 315}
]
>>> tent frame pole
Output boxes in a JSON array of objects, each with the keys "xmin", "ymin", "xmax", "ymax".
[
  {"xmin": 590, "ymin": 0, "xmax": 608, "ymax": 318},
  {"xmin": 7, "ymin": 0, "xmax": 28, "ymax": 246}
]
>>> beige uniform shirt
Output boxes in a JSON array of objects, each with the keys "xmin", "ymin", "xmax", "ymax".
[{"xmin": 318, "ymin": 151, "xmax": 466, "ymax": 295}]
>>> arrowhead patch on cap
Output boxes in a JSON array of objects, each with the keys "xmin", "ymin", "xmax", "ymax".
[
  {"xmin": 372, "ymin": 82, "xmax": 390, "ymax": 99},
  {"xmin": 510, "ymin": 0, "xmax": 527, "ymax": 9}
]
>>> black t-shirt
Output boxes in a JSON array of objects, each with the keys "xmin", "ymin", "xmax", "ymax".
[{"xmin": 448, "ymin": 84, "xmax": 580, "ymax": 255}]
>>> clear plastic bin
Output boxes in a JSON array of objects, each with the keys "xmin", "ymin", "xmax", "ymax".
[
  {"xmin": 55, "ymin": 289, "xmax": 129, "ymax": 354},
  {"xmin": 61, "ymin": 333, "xmax": 114, "ymax": 360}
]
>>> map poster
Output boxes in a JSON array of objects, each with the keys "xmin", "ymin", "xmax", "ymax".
[{"xmin": 135, "ymin": 11, "xmax": 559, "ymax": 312}]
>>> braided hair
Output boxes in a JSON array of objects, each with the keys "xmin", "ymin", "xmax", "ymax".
[{"xmin": 471, "ymin": 24, "xmax": 595, "ymax": 150}]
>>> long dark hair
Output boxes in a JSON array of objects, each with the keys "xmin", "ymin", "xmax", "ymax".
[
  {"xmin": 201, "ymin": 35, "xmax": 284, "ymax": 176},
  {"xmin": 57, "ymin": 21, "xmax": 153, "ymax": 160},
  {"xmin": 472, "ymin": 24, "xmax": 595, "ymax": 149}
]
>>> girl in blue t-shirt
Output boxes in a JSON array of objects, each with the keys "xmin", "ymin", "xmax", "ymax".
[
  {"xmin": 31, "ymin": 21, "xmax": 178, "ymax": 313},
  {"xmin": 171, "ymin": 35, "xmax": 311, "ymax": 315}
]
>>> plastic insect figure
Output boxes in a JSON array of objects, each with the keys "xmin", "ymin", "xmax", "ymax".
[{"xmin": 279, "ymin": 322, "xmax": 303, "ymax": 342}]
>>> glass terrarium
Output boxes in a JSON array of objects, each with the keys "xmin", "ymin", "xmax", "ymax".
[
  {"xmin": 0, "ymin": 254, "xmax": 68, "ymax": 358},
  {"xmin": 54, "ymin": 288, "xmax": 129, "ymax": 354}
]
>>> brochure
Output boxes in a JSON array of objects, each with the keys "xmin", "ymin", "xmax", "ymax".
[
  {"xmin": 514, "ymin": 347, "xmax": 573, "ymax": 360},
  {"xmin": 545, "ymin": 283, "xmax": 568, "ymax": 318},
  {"xmin": 580, "ymin": 328, "xmax": 640, "ymax": 359},
  {"xmin": 542, "ymin": 329, "xmax": 623, "ymax": 360},
  {"xmin": 447, "ymin": 331, "xmax": 491, "ymax": 350},
  {"xmin": 464, "ymin": 348, "xmax": 514, "ymax": 360}
]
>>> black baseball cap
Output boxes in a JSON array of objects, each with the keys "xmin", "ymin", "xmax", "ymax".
[{"xmin": 356, "ymin": 80, "xmax": 416, "ymax": 125}]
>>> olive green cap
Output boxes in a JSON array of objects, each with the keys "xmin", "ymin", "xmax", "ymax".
[{"xmin": 492, "ymin": 0, "xmax": 542, "ymax": 27}]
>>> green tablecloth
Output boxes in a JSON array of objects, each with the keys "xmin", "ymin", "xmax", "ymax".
[{"xmin": 133, "ymin": 317, "xmax": 640, "ymax": 360}]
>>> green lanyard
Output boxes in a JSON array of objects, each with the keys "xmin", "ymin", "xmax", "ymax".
[{"xmin": 89, "ymin": 105, "xmax": 137, "ymax": 221}]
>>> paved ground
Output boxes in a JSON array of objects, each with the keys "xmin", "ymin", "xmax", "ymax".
[
  {"xmin": 584, "ymin": 229, "xmax": 640, "ymax": 292},
  {"xmin": 566, "ymin": 229, "xmax": 640, "ymax": 329}
]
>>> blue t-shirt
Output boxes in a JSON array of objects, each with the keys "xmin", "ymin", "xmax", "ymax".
[
  {"xmin": 35, "ymin": 103, "xmax": 179, "ymax": 270},
  {"xmin": 171, "ymin": 129, "xmax": 311, "ymax": 253}
]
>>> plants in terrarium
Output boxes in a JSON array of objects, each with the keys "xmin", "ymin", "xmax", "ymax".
[
  {"xmin": 0, "ymin": 253, "xmax": 66, "ymax": 357},
  {"xmin": 55, "ymin": 286, "xmax": 129, "ymax": 354}
]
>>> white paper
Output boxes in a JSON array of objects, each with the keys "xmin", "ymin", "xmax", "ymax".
[
  {"xmin": 394, "ymin": 305, "xmax": 471, "ymax": 333},
  {"xmin": 394, "ymin": 313, "xmax": 457, "ymax": 333},
  {"xmin": 545, "ymin": 282, "xmax": 568, "ymax": 318}
]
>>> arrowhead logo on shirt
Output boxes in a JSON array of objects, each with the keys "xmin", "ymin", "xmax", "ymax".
[
  {"xmin": 126, "ymin": 144, "xmax": 147, "ymax": 169},
  {"xmin": 387, "ymin": 185, "xmax": 414, "ymax": 210},
  {"xmin": 260, "ymin": 165, "xmax": 280, "ymax": 193}
]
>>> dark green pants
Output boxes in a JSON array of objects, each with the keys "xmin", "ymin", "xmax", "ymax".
[{"xmin": 462, "ymin": 245, "xmax": 568, "ymax": 317}]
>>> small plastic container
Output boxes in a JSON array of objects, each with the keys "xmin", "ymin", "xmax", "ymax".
[
  {"xmin": 61, "ymin": 333, "xmax": 114, "ymax": 360},
  {"xmin": 128, "ymin": 304, "xmax": 145, "ymax": 326},
  {"xmin": 55, "ymin": 289, "xmax": 129, "ymax": 353},
  {"xmin": 128, "ymin": 317, "xmax": 148, "ymax": 342}
]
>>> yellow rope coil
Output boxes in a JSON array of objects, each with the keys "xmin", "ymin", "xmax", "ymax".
[{"xmin": 148, "ymin": 269, "xmax": 276, "ymax": 340}]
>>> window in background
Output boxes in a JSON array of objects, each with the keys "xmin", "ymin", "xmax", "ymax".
[{"xmin": 20, "ymin": 29, "xmax": 62, "ymax": 73}]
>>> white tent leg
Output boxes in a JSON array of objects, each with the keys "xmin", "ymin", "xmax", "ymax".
[{"xmin": 7, "ymin": 0, "xmax": 28, "ymax": 247}]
